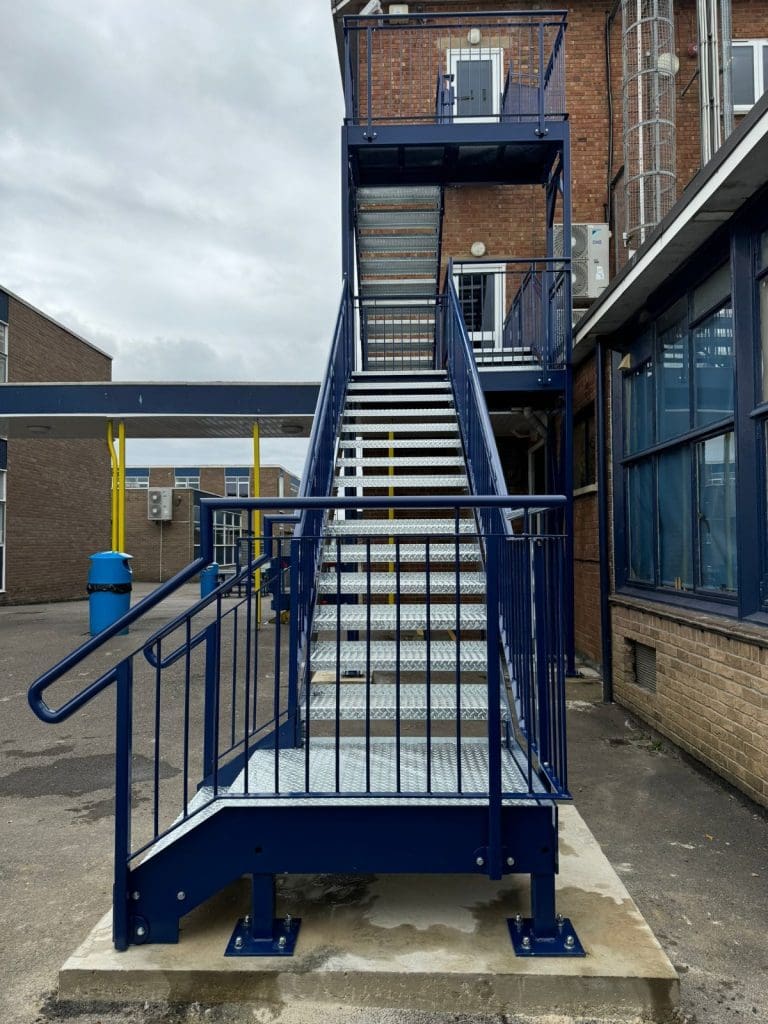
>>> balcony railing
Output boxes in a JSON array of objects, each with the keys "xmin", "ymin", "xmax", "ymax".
[
  {"xmin": 448, "ymin": 259, "xmax": 571, "ymax": 371},
  {"xmin": 344, "ymin": 11, "xmax": 567, "ymax": 132}
]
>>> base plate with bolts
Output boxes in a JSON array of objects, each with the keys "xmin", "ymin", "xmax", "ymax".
[
  {"xmin": 224, "ymin": 915, "xmax": 301, "ymax": 957},
  {"xmin": 507, "ymin": 914, "xmax": 585, "ymax": 957}
]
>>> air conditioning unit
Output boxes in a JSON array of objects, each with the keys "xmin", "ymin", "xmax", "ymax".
[
  {"xmin": 148, "ymin": 487, "xmax": 172, "ymax": 522},
  {"xmin": 553, "ymin": 223, "xmax": 609, "ymax": 305}
]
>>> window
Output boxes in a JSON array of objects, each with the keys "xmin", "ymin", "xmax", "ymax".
[
  {"xmin": 574, "ymin": 406, "xmax": 596, "ymax": 490},
  {"xmin": 174, "ymin": 469, "xmax": 200, "ymax": 489},
  {"xmin": 732, "ymin": 40, "xmax": 768, "ymax": 112},
  {"xmin": 224, "ymin": 468, "xmax": 250, "ymax": 498},
  {"xmin": 213, "ymin": 510, "xmax": 243, "ymax": 567},
  {"xmin": 446, "ymin": 48, "xmax": 503, "ymax": 122},
  {"xmin": 454, "ymin": 264, "xmax": 504, "ymax": 352},
  {"xmin": 0, "ymin": 322, "xmax": 7, "ymax": 383},
  {"xmin": 125, "ymin": 469, "xmax": 149, "ymax": 489},
  {"xmin": 618, "ymin": 263, "xmax": 737, "ymax": 604}
]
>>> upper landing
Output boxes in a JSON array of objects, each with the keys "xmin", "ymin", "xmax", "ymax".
[{"xmin": 342, "ymin": 10, "xmax": 568, "ymax": 187}]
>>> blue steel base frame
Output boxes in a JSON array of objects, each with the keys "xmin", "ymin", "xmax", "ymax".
[{"xmin": 121, "ymin": 803, "xmax": 582, "ymax": 957}]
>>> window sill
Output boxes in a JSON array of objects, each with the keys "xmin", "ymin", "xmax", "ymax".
[
  {"xmin": 574, "ymin": 483, "xmax": 597, "ymax": 498},
  {"xmin": 611, "ymin": 589, "xmax": 768, "ymax": 649}
]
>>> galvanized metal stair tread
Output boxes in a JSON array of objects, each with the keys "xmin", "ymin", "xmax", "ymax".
[
  {"xmin": 347, "ymin": 381, "xmax": 448, "ymax": 391},
  {"xmin": 351, "ymin": 370, "xmax": 444, "ymax": 377},
  {"xmin": 307, "ymin": 684, "xmax": 499, "ymax": 721},
  {"xmin": 346, "ymin": 394, "xmax": 452, "ymax": 404},
  {"xmin": 334, "ymin": 474, "xmax": 468, "ymax": 488},
  {"xmin": 357, "ymin": 185, "xmax": 441, "ymax": 203},
  {"xmin": 340, "ymin": 422, "xmax": 459, "ymax": 434},
  {"xmin": 336, "ymin": 438, "xmax": 462, "ymax": 450},
  {"xmin": 313, "ymin": 602, "xmax": 486, "ymax": 629},
  {"xmin": 320, "ymin": 541, "xmax": 480, "ymax": 562},
  {"xmin": 311, "ymin": 640, "xmax": 487, "ymax": 672},
  {"xmin": 342, "ymin": 408, "xmax": 456, "ymax": 419},
  {"xmin": 325, "ymin": 517, "xmax": 476, "ymax": 535},
  {"xmin": 336, "ymin": 456, "xmax": 465, "ymax": 468},
  {"xmin": 360, "ymin": 258, "xmax": 438, "ymax": 276},
  {"xmin": 358, "ymin": 234, "xmax": 439, "ymax": 253},
  {"xmin": 317, "ymin": 571, "xmax": 486, "ymax": 594},
  {"xmin": 224, "ymin": 738, "xmax": 537, "ymax": 801}
]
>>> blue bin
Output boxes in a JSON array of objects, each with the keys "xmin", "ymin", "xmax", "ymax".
[
  {"xmin": 87, "ymin": 551, "xmax": 133, "ymax": 636},
  {"xmin": 200, "ymin": 563, "xmax": 220, "ymax": 598}
]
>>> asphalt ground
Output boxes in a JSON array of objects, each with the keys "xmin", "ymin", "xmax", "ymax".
[{"xmin": 1, "ymin": 587, "xmax": 767, "ymax": 1024}]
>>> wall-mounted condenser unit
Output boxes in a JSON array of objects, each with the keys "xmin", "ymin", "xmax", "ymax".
[{"xmin": 554, "ymin": 223, "xmax": 610, "ymax": 304}]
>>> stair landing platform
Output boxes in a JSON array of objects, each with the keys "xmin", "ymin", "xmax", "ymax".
[{"xmin": 57, "ymin": 806, "xmax": 678, "ymax": 1021}]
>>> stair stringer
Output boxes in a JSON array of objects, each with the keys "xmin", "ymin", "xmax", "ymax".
[{"xmin": 126, "ymin": 801, "xmax": 559, "ymax": 945}]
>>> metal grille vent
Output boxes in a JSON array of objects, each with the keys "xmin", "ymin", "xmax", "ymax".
[
  {"xmin": 571, "ymin": 224, "xmax": 588, "ymax": 259},
  {"xmin": 631, "ymin": 641, "xmax": 657, "ymax": 693}
]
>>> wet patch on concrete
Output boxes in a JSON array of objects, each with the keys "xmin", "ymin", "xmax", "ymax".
[
  {"xmin": 3, "ymin": 744, "xmax": 76, "ymax": 759},
  {"xmin": 0, "ymin": 753, "xmax": 178, "ymax": 798}
]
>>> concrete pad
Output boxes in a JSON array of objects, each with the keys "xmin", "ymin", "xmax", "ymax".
[{"xmin": 58, "ymin": 806, "xmax": 678, "ymax": 1021}]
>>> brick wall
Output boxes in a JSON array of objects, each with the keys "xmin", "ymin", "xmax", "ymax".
[
  {"xmin": 612, "ymin": 598, "xmax": 768, "ymax": 808},
  {"xmin": 127, "ymin": 489, "xmax": 196, "ymax": 583},
  {"xmin": 2, "ymin": 295, "xmax": 111, "ymax": 605}
]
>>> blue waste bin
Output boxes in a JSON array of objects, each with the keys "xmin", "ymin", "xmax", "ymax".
[
  {"xmin": 200, "ymin": 563, "xmax": 220, "ymax": 598},
  {"xmin": 87, "ymin": 551, "xmax": 133, "ymax": 636}
]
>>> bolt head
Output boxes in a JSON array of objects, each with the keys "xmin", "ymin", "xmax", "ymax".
[
  {"xmin": 565, "ymin": 934, "xmax": 575, "ymax": 949},
  {"xmin": 234, "ymin": 936, "xmax": 244, "ymax": 950},
  {"xmin": 521, "ymin": 935, "xmax": 531, "ymax": 949},
  {"xmin": 176, "ymin": 891, "xmax": 186, "ymax": 901},
  {"xmin": 475, "ymin": 856, "xmax": 485, "ymax": 867},
  {"xmin": 135, "ymin": 925, "xmax": 147, "ymax": 938},
  {"xmin": 131, "ymin": 891, "xmax": 140, "ymax": 901},
  {"xmin": 506, "ymin": 856, "xmax": 515, "ymax": 867},
  {"xmin": 278, "ymin": 935, "xmax": 287, "ymax": 948},
  {"xmin": 243, "ymin": 915, "xmax": 250, "ymax": 926},
  {"xmin": 514, "ymin": 913, "xmax": 523, "ymax": 925},
  {"xmin": 284, "ymin": 914, "xmax": 292, "ymax": 927}
]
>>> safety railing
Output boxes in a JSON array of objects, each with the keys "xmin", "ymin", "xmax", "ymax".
[
  {"xmin": 439, "ymin": 275, "xmax": 568, "ymax": 789},
  {"xmin": 357, "ymin": 294, "xmax": 438, "ymax": 371},
  {"xmin": 344, "ymin": 11, "xmax": 567, "ymax": 134},
  {"xmin": 448, "ymin": 259, "xmax": 570, "ymax": 370},
  {"xmin": 287, "ymin": 280, "xmax": 354, "ymax": 741}
]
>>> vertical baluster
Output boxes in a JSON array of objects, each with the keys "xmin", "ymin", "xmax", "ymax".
[
  {"xmin": 273, "ymin": 536, "xmax": 282, "ymax": 796},
  {"xmin": 152, "ymin": 638, "xmax": 162, "ymax": 839},
  {"xmin": 454, "ymin": 506, "xmax": 462, "ymax": 794},
  {"xmin": 395, "ymin": 538, "xmax": 401, "ymax": 793},
  {"xmin": 231, "ymin": 605, "xmax": 238, "ymax": 748},
  {"xmin": 112, "ymin": 658, "xmax": 133, "ymax": 952},
  {"xmin": 335, "ymin": 535, "xmax": 342, "ymax": 793},
  {"xmin": 304, "ymin": 539, "xmax": 312, "ymax": 793},
  {"xmin": 365, "ymin": 533, "xmax": 372, "ymax": 793},
  {"xmin": 182, "ymin": 618, "xmax": 191, "ymax": 819},
  {"xmin": 425, "ymin": 534, "xmax": 432, "ymax": 793}
]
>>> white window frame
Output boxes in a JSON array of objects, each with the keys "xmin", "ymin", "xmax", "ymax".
[
  {"xmin": 732, "ymin": 39, "xmax": 768, "ymax": 113},
  {"xmin": 452, "ymin": 262, "xmax": 506, "ymax": 351},
  {"xmin": 446, "ymin": 48, "xmax": 503, "ymax": 123},
  {"xmin": 174, "ymin": 473, "xmax": 200, "ymax": 489},
  {"xmin": 125, "ymin": 472, "xmax": 149, "ymax": 490},
  {"xmin": 224, "ymin": 474, "xmax": 250, "ymax": 498}
]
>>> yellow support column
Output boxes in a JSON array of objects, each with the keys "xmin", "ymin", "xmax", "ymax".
[
  {"xmin": 106, "ymin": 422, "xmax": 118, "ymax": 550},
  {"xmin": 117, "ymin": 420, "xmax": 126, "ymax": 553},
  {"xmin": 253, "ymin": 422, "xmax": 262, "ymax": 627}
]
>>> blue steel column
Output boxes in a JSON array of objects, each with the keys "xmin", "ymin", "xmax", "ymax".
[
  {"xmin": 113, "ymin": 659, "xmax": 133, "ymax": 951},
  {"xmin": 596, "ymin": 340, "xmax": 613, "ymax": 701},
  {"xmin": 560, "ymin": 132, "xmax": 576, "ymax": 676}
]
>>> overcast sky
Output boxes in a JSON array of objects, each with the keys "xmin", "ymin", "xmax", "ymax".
[{"xmin": 0, "ymin": 0, "xmax": 344, "ymax": 475}]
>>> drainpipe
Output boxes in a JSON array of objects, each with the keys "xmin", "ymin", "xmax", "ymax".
[
  {"xmin": 697, "ymin": 0, "xmax": 722, "ymax": 163},
  {"xmin": 596, "ymin": 341, "xmax": 613, "ymax": 702},
  {"xmin": 720, "ymin": 0, "xmax": 734, "ymax": 138}
]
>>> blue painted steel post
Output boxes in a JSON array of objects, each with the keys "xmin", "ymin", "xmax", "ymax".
[
  {"xmin": 596, "ymin": 341, "xmax": 613, "ymax": 701},
  {"xmin": 531, "ymin": 870, "xmax": 557, "ymax": 936},
  {"xmin": 485, "ymin": 530, "xmax": 503, "ymax": 879},
  {"xmin": 202, "ymin": 623, "xmax": 220, "ymax": 781},
  {"xmin": 113, "ymin": 659, "xmax": 132, "ymax": 951},
  {"xmin": 533, "ymin": 539, "xmax": 552, "ymax": 767},
  {"xmin": 561, "ymin": 130, "xmax": 576, "ymax": 677},
  {"xmin": 536, "ymin": 23, "xmax": 546, "ymax": 137}
]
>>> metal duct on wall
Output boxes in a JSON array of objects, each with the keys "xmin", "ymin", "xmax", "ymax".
[{"xmin": 621, "ymin": 0, "xmax": 677, "ymax": 248}]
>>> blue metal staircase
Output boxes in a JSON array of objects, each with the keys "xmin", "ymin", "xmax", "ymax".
[{"xmin": 27, "ymin": 8, "xmax": 580, "ymax": 961}]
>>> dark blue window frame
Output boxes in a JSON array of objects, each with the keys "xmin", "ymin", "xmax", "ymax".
[{"xmin": 612, "ymin": 199, "xmax": 768, "ymax": 624}]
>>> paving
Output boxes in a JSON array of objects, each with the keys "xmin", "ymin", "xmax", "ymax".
[{"xmin": 1, "ymin": 588, "xmax": 767, "ymax": 1024}]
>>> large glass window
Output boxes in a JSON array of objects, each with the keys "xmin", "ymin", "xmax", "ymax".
[
  {"xmin": 175, "ymin": 470, "xmax": 200, "ymax": 489},
  {"xmin": 225, "ymin": 468, "xmax": 250, "ymax": 497},
  {"xmin": 693, "ymin": 304, "xmax": 734, "ymax": 426},
  {"xmin": 656, "ymin": 302, "xmax": 689, "ymax": 441},
  {"xmin": 658, "ymin": 448, "xmax": 693, "ymax": 589},
  {"xmin": 624, "ymin": 358, "xmax": 654, "ymax": 453},
  {"xmin": 627, "ymin": 461, "xmax": 654, "ymax": 583},
  {"xmin": 697, "ymin": 433, "xmax": 737, "ymax": 593},
  {"xmin": 213, "ymin": 510, "xmax": 243, "ymax": 567},
  {"xmin": 125, "ymin": 469, "xmax": 149, "ymax": 489}
]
